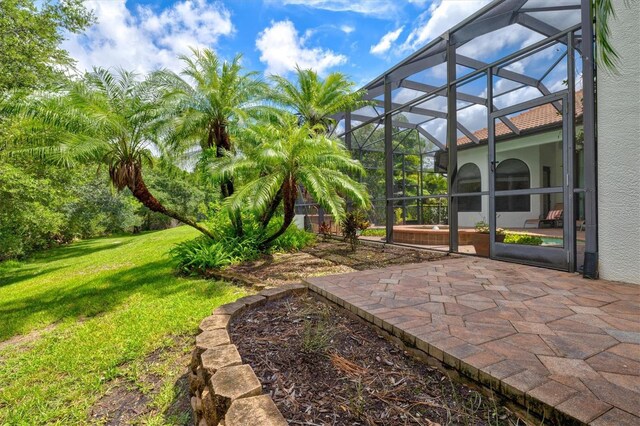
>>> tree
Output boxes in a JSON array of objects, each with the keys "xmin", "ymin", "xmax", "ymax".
[
  {"xmin": 151, "ymin": 49, "xmax": 271, "ymax": 235},
  {"xmin": 0, "ymin": 0, "xmax": 94, "ymax": 91},
  {"xmin": 152, "ymin": 49, "xmax": 270, "ymax": 194},
  {"xmin": 270, "ymin": 67, "xmax": 369, "ymax": 132},
  {"xmin": 2, "ymin": 68, "xmax": 215, "ymax": 239},
  {"xmin": 212, "ymin": 117, "xmax": 370, "ymax": 248}
]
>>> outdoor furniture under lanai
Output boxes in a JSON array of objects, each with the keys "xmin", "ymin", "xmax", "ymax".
[{"xmin": 524, "ymin": 204, "xmax": 563, "ymax": 229}]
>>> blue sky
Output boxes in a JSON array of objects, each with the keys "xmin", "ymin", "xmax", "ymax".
[
  {"xmin": 63, "ymin": 0, "xmax": 495, "ymax": 88},
  {"xmin": 62, "ymin": 0, "xmax": 580, "ymax": 151}
]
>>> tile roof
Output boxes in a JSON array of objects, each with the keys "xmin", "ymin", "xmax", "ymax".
[{"xmin": 457, "ymin": 91, "xmax": 583, "ymax": 146}]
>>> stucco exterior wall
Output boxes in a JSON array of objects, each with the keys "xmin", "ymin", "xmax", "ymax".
[
  {"xmin": 456, "ymin": 130, "xmax": 562, "ymax": 228},
  {"xmin": 596, "ymin": 0, "xmax": 640, "ymax": 284}
]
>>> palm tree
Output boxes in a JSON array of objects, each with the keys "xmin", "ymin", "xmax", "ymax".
[
  {"xmin": 152, "ymin": 49, "xmax": 271, "ymax": 196},
  {"xmin": 593, "ymin": 0, "xmax": 632, "ymax": 71},
  {"xmin": 270, "ymin": 67, "xmax": 369, "ymax": 133},
  {"xmin": 151, "ymin": 49, "xmax": 272, "ymax": 236},
  {"xmin": 212, "ymin": 117, "xmax": 370, "ymax": 248},
  {"xmin": 2, "ymin": 67, "xmax": 215, "ymax": 238}
]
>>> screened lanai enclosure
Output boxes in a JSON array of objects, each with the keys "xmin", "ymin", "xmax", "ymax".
[{"xmin": 297, "ymin": 0, "xmax": 597, "ymax": 275}]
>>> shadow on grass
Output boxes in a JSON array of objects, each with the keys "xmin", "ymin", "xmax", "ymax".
[
  {"xmin": 163, "ymin": 372, "xmax": 193, "ymax": 424},
  {"xmin": 0, "ymin": 237, "xmax": 132, "ymax": 289},
  {"xmin": 28, "ymin": 236, "xmax": 131, "ymax": 263},
  {"xmin": 0, "ymin": 265, "xmax": 67, "ymax": 289},
  {"xmin": 0, "ymin": 259, "xmax": 229, "ymax": 340}
]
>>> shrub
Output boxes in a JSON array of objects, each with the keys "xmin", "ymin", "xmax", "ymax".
[
  {"xmin": 269, "ymin": 225, "xmax": 316, "ymax": 252},
  {"xmin": 171, "ymin": 211, "xmax": 315, "ymax": 274},
  {"xmin": 318, "ymin": 221, "xmax": 331, "ymax": 240},
  {"xmin": 503, "ymin": 233, "xmax": 543, "ymax": 245},
  {"xmin": 360, "ymin": 228, "xmax": 385, "ymax": 237},
  {"xmin": 341, "ymin": 210, "xmax": 370, "ymax": 251},
  {"xmin": 170, "ymin": 237, "xmax": 237, "ymax": 273}
]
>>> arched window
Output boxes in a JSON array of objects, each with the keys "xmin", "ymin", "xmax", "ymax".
[
  {"xmin": 456, "ymin": 163, "xmax": 481, "ymax": 212},
  {"xmin": 496, "ymin": 159, "xmax": 530, "ymax": 212}
]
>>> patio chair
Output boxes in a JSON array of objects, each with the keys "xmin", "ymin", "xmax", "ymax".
[{"xmin": 523, "ymin": 204, "xmax": 563, "ymax": 228}]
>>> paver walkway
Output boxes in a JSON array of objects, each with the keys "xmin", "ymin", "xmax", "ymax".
[{"xmin": 304, "ymin": 257, "xmax": 640, "ymax": 425}]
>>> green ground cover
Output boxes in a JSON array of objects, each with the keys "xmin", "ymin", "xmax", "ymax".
[{"xmin": 0, "ymin": 227, "xmax": 245, "ymax": 425}]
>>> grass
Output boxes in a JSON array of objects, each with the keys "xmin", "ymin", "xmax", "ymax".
[{"xmin": 0, "ymin": 227, "xmax": 246, "ymax": 425}]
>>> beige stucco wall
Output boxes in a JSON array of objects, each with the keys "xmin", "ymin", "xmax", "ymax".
[
  {"xmin": 457, "ymin": 130, "xmax": 562, "ymax": 229},
  {"xmin": 597, "ymin": 0, "xmax": 640, "ymax": 284}
]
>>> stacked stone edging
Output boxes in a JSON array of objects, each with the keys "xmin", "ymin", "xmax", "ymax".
[{"xmin": 189, "ymin": 283, "xmax": 307, "ymax": 426}]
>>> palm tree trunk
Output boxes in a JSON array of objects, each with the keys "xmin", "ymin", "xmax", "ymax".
[
  {"xmin": 260, "ymin": 187, "xmax": 283, "ymax": 228},
  {"xmin": 260, "ymin": 177, "xmax": 297, "ymax": 248},
  {"xmin": 212, "ymin": 124, "xmax": 242, "ymax": 235},
  {"xmin": 128, "ymin": 175, "xmax": 215, "ymax": 239}
]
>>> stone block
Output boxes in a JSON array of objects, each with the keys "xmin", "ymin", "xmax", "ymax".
[
  {"xmin": 280, "ymin": 282, "xmax": 307, "ymax": 294},
  {"xmin": 213, "ymin": 301, "xmax": 246, "ymax": 317},
  {"xmin": 501, "ymin": 370, "xmax": 549, "ymax": 405},
  {"xmin": 190, "ymin": 366, "xmax": 206, "ymax": 395},
  {"xmin": 191, "ymin": 395, "xmax": 203, "ymax": 413},
  {"xmin": 258, "ymin": 284, "xmax": 304, "ymax": 301},
  {"xmin": 556, "ymin": 393, "xmax": 612, "ymax": 424},
  {"xmin": 225, "ymin": 395, "xmax": 287, "ymax": 426},
  {"xmin": 196, "ymin": 330, "xmax": 231, "ymax": 353},
  {"xmin": 199, "ymin": 315, "xmax": 231, "ymax": 332},
  {"xmin": 235, "ymin": 295, "xmax": 267, "ymax": 308},
  {"xmin": 202, "ymin": 387, "xmax": 220, "ymax": 426},
  {"xmin": 210, "ymin": 365, "xmax": 263, "ymax": 421},
  {"xmin": 526, "ymin": 380, "xmax": 578, "ymax": 421},
  {"xmin": 590, "ymin": 408, "xmax": 640, "ymax": 426},
  {"xmin": 201, "ymin": 345, "xmax": 243, "ymax": 381},
  {"xmin": 190, "ymin": 349, "xmax": 200, "ymax": 373}
]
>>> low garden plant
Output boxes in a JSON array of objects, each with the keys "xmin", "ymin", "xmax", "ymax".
[
  {"xmin": 341, "ymin": 210, "xmax": 370, "ymax": 251},
  {"xmin": 171, "ymin": 211, "xmax": 316, "ymax": 274},
  {"xmin": 503, "ymin": 233, "xmax": 543, "ymax": 245},
  {"xmin": 360, "ymin": 228, "xmax": 385, "ymax": 237}
]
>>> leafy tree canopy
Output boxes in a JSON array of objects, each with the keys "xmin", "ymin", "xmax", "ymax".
[{"xmin": 0, "ymin": 0, "xmax": 94, "ymax": 91}]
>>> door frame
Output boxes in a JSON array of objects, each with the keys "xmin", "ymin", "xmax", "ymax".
[{"xmin": 488, "ymin": 92, "xmax": 573, "ymax": 271}]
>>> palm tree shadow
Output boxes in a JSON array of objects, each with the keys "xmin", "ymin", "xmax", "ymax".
[
  {"xmin": 0, "ymin": 265, "xmax": 67, "ymax": 289},
  {"xmin": 0, "ymin": 237, "xmax": 131, "ymax": 288},
  {"xmin": 0, "ymin": 259, "xmax": 231, "ymax": 340}
]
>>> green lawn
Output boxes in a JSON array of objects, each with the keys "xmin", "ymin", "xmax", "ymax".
[{"xmin": 0, "ymin": 227, "xmax": 245, "ymax": 425}]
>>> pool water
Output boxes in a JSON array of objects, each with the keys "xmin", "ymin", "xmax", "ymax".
[{"xmin": 541, "ymin": 237, "xmax": 564, "ymax": 246}]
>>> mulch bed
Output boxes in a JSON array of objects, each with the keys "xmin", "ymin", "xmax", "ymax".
[
  {"xmin": 214, "ymin": 239, "xmax": 448, "ymax": 288},
  {"xmin": 304, "ymin": 239, "xmax": 447, "ymax": 271},
  {"xmin": 230, "ymin": 295, "xmax": 526, "ymax": 426}
]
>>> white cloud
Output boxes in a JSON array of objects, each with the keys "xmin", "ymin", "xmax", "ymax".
[
  {"xmin": 255, "ymin": 20, "xmax": 347, "ymax": 76},
  {"xmin": 340, "ymin": 24, "xmax": 355, "ymax": 34},
  {"xmin": 63, "ymin": 0, "xmax": 233, "ymax": 74},
  {"xmin": 457, "ymin": 25, "xmax": 543, "ymax": 62},
  {"xmin": 265, "ymin": 0, "xmax": 404, "ymax": 18},
  {"xmin": 370, "ymin": 27, "xmax": 404, "ymax": 56},
  {"xmin": 401, "ymin": 0, "xmax": 490, "ymax": 52}
]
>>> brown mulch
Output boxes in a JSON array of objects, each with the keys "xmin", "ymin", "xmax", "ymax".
[
  {"xmin": 216, "ymin": 239, "xmax": 447, "ymax": 288},
  {"xmin": 230, "ymin": 295, "xmax": 527, "ymax": 426},
  {"xmin": 217, "ymin": 251, "xmax": 356, "ymax": 287},
  {"xmin": 304, "ymin": 239, "xmax": 447, "ymax": 271}
]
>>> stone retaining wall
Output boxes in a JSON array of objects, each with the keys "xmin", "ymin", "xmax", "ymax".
[{"xmin": 189, "ymin": 283, "xmax": 307, "ymax": 426}]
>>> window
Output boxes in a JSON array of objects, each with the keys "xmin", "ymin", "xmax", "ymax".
[
  {"xmin": 456, "ymin": 163, "xmax": 481, "ymax": 212},
  {"xmin": 496, "ymin": 159, "xmax": 530, "ymax": 212}
]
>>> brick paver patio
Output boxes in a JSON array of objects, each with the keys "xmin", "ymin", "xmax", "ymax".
[{"xmin": 304, "ymin": 257, "xmax": 640, "ymax": 425}]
